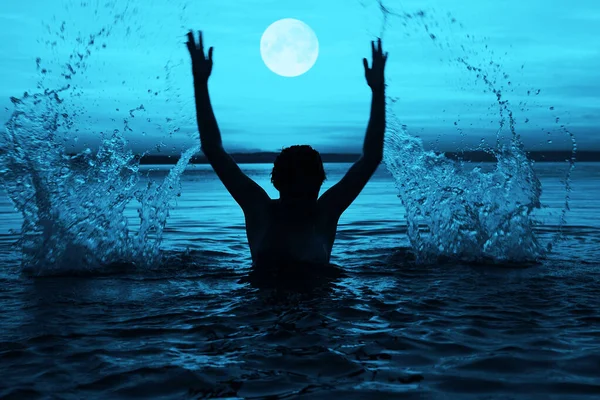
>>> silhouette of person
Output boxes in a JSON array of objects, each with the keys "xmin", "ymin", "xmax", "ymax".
[{"xmin": 186, "ymin": 30, "xmax": 387, "ymax": 269}]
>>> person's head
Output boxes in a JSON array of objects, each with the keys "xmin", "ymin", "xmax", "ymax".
[{"xmin": 271, "ymin": 145, "xmax": 326, "ymax": 200}]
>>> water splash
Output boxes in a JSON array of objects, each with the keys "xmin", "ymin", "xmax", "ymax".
[
  {"xmin": 0, "ymin": 87, "xmax": 198, "ymax": 275},
  {"xmin": 384, "ymin": 112, "xmax": 543, "ymax": 263},
  {"xmin": 0, "ymin": 0, "xmax": 200, "ymax": 275},
  {"xmin": 373, "ymin": 3, "xmax": 575, "ymax": 263}
]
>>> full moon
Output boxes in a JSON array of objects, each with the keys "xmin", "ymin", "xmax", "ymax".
[{"xmin": 260, "ymin": 18, "xmax": 319, "ymax": 77}]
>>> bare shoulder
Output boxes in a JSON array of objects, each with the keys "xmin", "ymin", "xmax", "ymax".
[{"xmin": 243, "ymin": 196, "xmax": 273, "ymax": 221}]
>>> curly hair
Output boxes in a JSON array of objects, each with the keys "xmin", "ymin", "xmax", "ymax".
[{"xmin": 270, "ymin": 145, "xmax": 326, "ymax": 192}]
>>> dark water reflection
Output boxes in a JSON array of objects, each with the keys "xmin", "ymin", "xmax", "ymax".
[{"xmin": 2, "ymin": 252, "xmax": 600, "ymax": 399}]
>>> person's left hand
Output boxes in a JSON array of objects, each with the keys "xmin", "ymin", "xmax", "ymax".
[{"xmin": 363, "ymin": 38, "xmax": 388, "ymax": 92}]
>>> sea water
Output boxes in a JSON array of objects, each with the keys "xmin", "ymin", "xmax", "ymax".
[{"xmin": 1, "ymin": 164, "xmax": 599, "ymax": 398}]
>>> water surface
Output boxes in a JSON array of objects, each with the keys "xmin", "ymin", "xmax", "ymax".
[{"xmin": 1, "ymin": 162, "xmax": 599, "ymax": 399}]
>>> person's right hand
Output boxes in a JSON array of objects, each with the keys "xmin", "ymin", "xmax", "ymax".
[{"xmin": 186, "ymin": 30, "xmax": 213, "ymax": 82}]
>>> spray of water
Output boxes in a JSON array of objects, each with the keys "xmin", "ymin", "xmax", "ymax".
[
  {"xmin": 0, "ymin": 87, "xmax": 198, "ymax": 275},
  {"xmin": 384, "ymin": 109, "xmax": 544, "ymax": 263},
  {"xmin": 0, "ymin": 1, "xmax": 198, "ymax": 275},
  {"xmin": 373, "ymin": 2, "xmax": 576, "ymax": 263}
]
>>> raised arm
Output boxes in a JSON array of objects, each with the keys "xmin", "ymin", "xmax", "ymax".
[
  {"xmin": 319, "ymin": 38, "xmax": 388, "ymax": 219},
  {"xmin": 186, "ymin": 31, "xmax": 270, "ymax": 213}
]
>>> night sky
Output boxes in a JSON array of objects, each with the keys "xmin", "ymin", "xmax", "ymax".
[{"xmin": 1, "ymin": 0, "xmax": 598, "ymax": 154}]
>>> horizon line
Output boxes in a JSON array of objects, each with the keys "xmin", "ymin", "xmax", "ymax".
[{"xmin": 121, "ymin": 150, "xmax": 594, "ymax": 164}]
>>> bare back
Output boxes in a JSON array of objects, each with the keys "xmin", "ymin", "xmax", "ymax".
[{"xmin": 245, "ymin": 199, "xmax": 338, "ymax": 266}]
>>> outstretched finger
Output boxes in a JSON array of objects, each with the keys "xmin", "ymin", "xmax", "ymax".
[
  {"xmin": 378, "ymin": 37, "xmax": 382, "ymax": 55},
  {"xmin": 186, "ymin": 31, "xmax": 196, "ymax": 51},
  {"xmin": 363, "ymin": 57, "xmax": 369, "ymax": 72},
  {"xmin": 208, "ymin": 46, "xmax": 214, "ymax": 62},
  {"xmin": 198, "ymin": 31, "xmax": 204, "ymax": 54}
]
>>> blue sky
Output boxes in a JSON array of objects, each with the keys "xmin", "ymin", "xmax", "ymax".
[{"xmin": 1, "ymin": 0, "xmax": 598, "ymax": 154}]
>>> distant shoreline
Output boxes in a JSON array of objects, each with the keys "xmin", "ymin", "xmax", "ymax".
[{"xmin": 136, "ymin": 151, "xmax": 595, "ymax": 164}]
